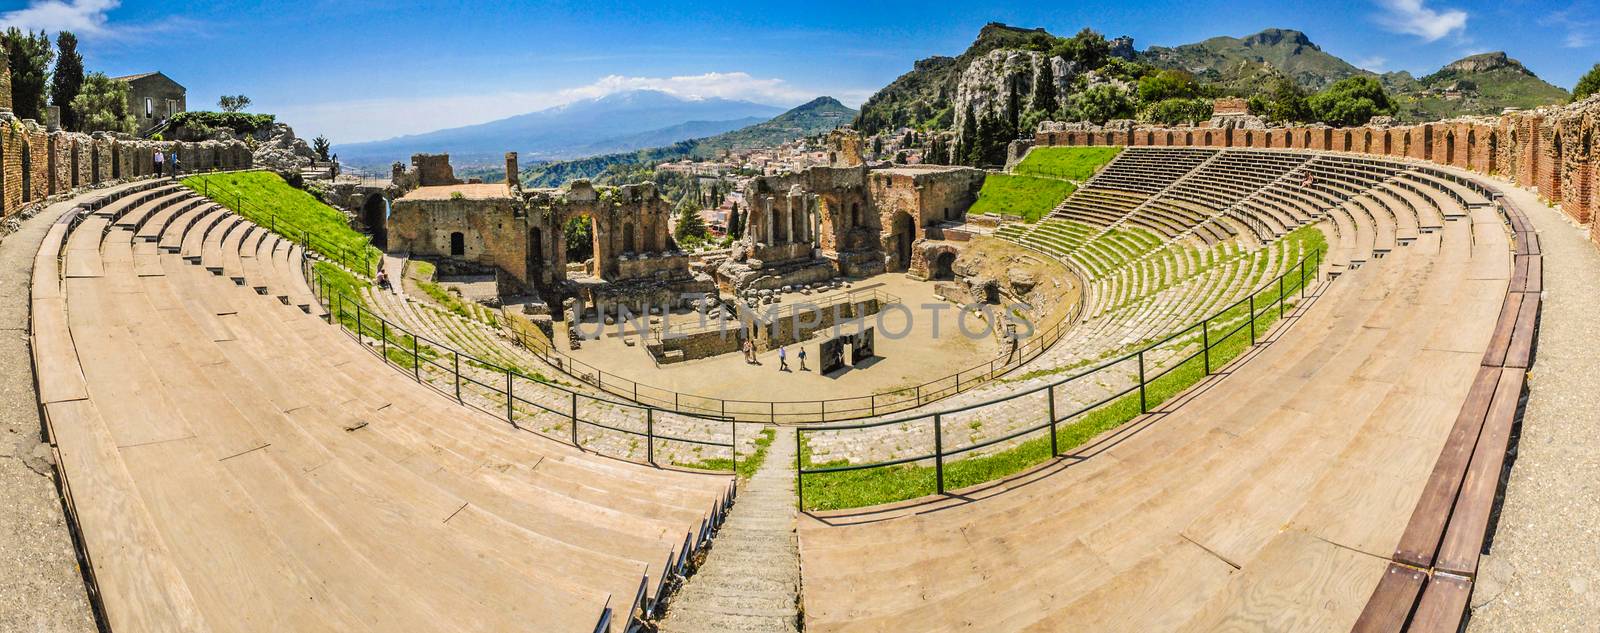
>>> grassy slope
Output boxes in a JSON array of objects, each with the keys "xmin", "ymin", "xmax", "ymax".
[
  {"xmin": 1013, "ymin": 146, "xmax": 1122, "ymax": 181},
  {"xmin": 968, "ymin": 174, "xmax": 1077, "ymax": 223},
  {"xmin": 183, "ymin": 171, "xmax": 380, "ymax": 275}
]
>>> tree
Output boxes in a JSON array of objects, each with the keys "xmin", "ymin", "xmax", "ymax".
[
  {"xmin": 1031, "ymin": 59, "xmax": 1057, "ymax": 116},
  {"xmin": 71, "ymin": 72, "xmax": 136, "ymax": 134},
  {"xmin": 727, "ymin": 202, "xmax": 742, "ymax": 239},
  {"xmin": 3, "ymin": 28, "xmax": 54, "ymax": 122},
  {"xmin": 1575, "ymin": 63, "xmax": 1600, "ymax": 102},
  {"xmin": 1247, "ymin": 76, "xmax": 1312, "ymax": 123},
  {"xmin": 1142, "ymin": 98, "xmax": 1214, "ymax": 125},
  {"xmin": 50, "ymin": 31, "xmax": 84, "ymax": 130},
  {"xmin": 312, "ymin": 135, "xmax": 332, "ymax": 161},
  {"xmin": 218, "ymin": 94, "xmax": 252, "ymax": 112},
  {"xmin": 673, "ymin": 196, "xmax": 707, "ymax": 240},
  {"xmin": 1138, "ymin": 69, "xmax": 1199, "ymax": 104},
  {"xmin": 1052, "ymin": 28, "xmax": 1111, "ymax": 70},
  {"xmin": 1069, "ymin": 84, "xmax": 1135, "ymax": 125},
  {"xmin": 1307, "ymin": 76, "xmax": 1395, "ymax": 127}
]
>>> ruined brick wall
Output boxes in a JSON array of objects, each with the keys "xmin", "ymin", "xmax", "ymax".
[
  {"xmin": 411, "ymin": 154, "xmax": 459, "ymax": 187},
  {"xmin": 1028, "ymin": 98, "xmax": 1600, "ymax": 249},
  {"xmin": 1, "ymin": 122, "xmax": 21, "ymax": 216},
  {"xmin": 27, "ymin": 126, "xmax": 48, "ymax": 202}
]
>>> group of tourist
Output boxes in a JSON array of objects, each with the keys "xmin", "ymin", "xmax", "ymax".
[
  {"xmin": 152, "ymin": 150, "xmax": 183, "ymax": 180},
  {"xmin": 742, "ymin": 339, "xmax": 808, "ymax": 372}
]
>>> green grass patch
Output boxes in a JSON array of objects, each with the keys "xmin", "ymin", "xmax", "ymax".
[
  {"xmin": 184, "ymin": 171, "xmax": 380, "ymax": 275},
  {"xmin": 969, "ymin": 174, "xmax": 1077, "ymax": 223},
  {"xmin": 1014, "ymin": 146, "xmax": 1121, "ymax": 181},
  {"xmin": 679, "ymin": 427, "xmax": 776, "ymax": 478},
  {"xmin": 797, "ymin": 248, "xmax": 1321, "ymax": 511}
]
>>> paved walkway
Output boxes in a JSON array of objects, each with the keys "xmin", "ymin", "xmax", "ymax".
[
  {"xmin": 659, "ymin": 430, "xmax": 801, "ymax": 633},
  {"xmin": 1466, "ymin": 178, "xmax": 1600, "ymax": 630},
  {"xmin": 0, "ymin": 201, "xmax": 97, "ymax": 633}
]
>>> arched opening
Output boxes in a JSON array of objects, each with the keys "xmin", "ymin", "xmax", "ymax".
[
  {"xmin": 1165, "ymin": 131, "xmax": 1174, "ymax": 145},
  {"xmin": 892, "ymin": 212, "xmax": 915, "ymax": 271},
  {"xmin": 792, "ymin": 205, "xmax": 806, "ymax": 243},
  {"xmin": 1445, "ymin": 132, "xmax": 1456, "ymax": 166},
  {"xmin": 621, "ymin": 222, "xmax": 635, "ymax": 254},
  {"xmin": 91, "ymin": 146, "xmax": 99, "ymax": 183},
  {"xmin": 1488, "ymin": 131, "xmax": 1499, "ymax": 173},
  {"xmin": 850, "ymin": 202, "xmax": 862, "ymax": 228},
  {"xmin": 1303, "ymin": 130, "xmax": 1312, "ymax": 147},
  {"xmin": 20, "ymin": 138, "xmax": 32, "ymax": 203},
  {"xmin": 449, "ymin": 232, "xmax": 466, "ymax": 257},
  {"xmin": 111, "ymin": 144, "xmax": 121, "ymax": 179},
  {"xmin": 1384, "ymin": 131, "xmax": 1393, "ymax": 155},
  {"xmin": 564, "ymin": 214, "xmax": 595, "ymax": 265},
  {"xmin": 773, "ymin": 206, "xmax": 789, "ymax": 243},
  {"xmin": 1550, "ymin": 133, "xmax": 1564, "ymax": 200},
  {"xmin": 1364, "ymin": 131, "xmax": 1373, "ymax": 153},
  {"xmin": 1343, "ymin": 131, "xmax": 1352, "ymax": 151},
  {"xmin": 1244, "ymin": 131, "xmax": 1253, "ymax": 146},
  {"xmin": 930, "ymin": 251, "xmax": 956, "ymax": 281},
  {"xmin": 527, "ymin": 227, "xmax": 545, "ymax": 284},
  {"xmin": 361, "ymin": 194, "xmax": 388, "ymax": 250},
  {"xmin": 1203, "ymin": 131, "xmax": 1212, "ymax": 146},
  {"xmin": 1467, "ymin": 130, "xmax": 1478, "ymax": 169},
  {"xmin": 70, "ymin": 142, "xmax": 80, "ymax": 187}
]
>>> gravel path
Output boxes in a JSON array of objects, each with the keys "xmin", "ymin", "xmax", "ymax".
[
  {"xmin": 1466, "ymin": 181, "xmax": 1600, "ymax": 631},
  {"xmin": 658, "ymin": 430, "xmax": 801, "ymax": 633},
  {"xmin": 0, "ymin": 201, "xmax": 98, "ymax": 633}
]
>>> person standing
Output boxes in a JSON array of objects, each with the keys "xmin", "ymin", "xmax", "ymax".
[
  {"xmin": 798, "ymin": 347, "xmax": 808, "ymax": 371},
  {"xmin": 742, "ymin": 338, "xmax": 756, "ymax": 364},
  {"xmin": 778, "ymin": 346, "xmax": 789, "ymax": 371},
  {"xmin": 170, "ymin": 151, "xmax": 181, "ymax": 180},
  {"xmin": 153, "ymin": 150, "xmax": 165, "ymax": 177}
]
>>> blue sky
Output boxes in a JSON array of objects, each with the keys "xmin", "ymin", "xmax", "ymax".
[{"xmin": 1, "ymin": 0, "xmax": 1594, "ymax": 143}]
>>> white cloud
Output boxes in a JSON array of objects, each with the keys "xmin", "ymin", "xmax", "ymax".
[
  {"xmin": 1566, "ymin": 31, "xmax": 1594, "ymax": 48},
  {"xmin": 1374, "ymin": 0, "xmax": 1469, "ymax": 42},
  {"xmin": 282, "ymin": 72, "xmax": 871, "ymax": 144},
  {"xmin": 0, "ymin": 0, "xmax": 118, "ymax": 34},
  {"xmin": 1357, "ymin": 56, "xmax": 1389, "ymax": 71}
]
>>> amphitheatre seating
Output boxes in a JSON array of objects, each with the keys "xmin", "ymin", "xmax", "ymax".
[
  {"xmin": 32, "ymin": 183, "xmax": 733, "ymax": 632},
  {"xmin": 800, "ymin": 151, "xmax": 1515, "ymax": 632}
]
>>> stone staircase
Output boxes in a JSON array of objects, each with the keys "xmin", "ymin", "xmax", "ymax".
[{"xmin": 658, "ymin": 432, "xmax": 801, "ymax": 633}]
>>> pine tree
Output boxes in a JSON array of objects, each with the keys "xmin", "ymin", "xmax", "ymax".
[
  {"xmin": 3, "ymin": 28, "xmax": 54, "ymax": 122},
  {"xmin": 958, "ymin": 103, "xmax": 978, "ymax": 166},
  {"xmin": 50, "ymin": 31, "xmax": 83, "ymax": 130},
  {"xmin": 674, "ymin": 197, "xmax": 707, "ymax": 240},
  {"xmin": 728, "ymin": 203, "xmax": 742, "ymax": 239},
  {"xmin": 1005, "ymin": 75, "xmax": 1022, "ymax": 133},
  {"xmin": 1032, "ymin": 58, "xmax": 1057, "ymax": 115}
]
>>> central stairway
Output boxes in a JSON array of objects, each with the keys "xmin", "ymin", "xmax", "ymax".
[{"xmin": 659, "ymin": 432, "xmax": 802, "ymax": 633}]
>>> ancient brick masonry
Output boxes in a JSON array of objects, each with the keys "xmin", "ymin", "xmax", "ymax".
[
  {"xmin": 0, "ymin": 121, "xmax": 252, "ymax": 219},
  {"xmin": 1036, "ymin": 95, "xmax": 1600, "ymax": 248}
]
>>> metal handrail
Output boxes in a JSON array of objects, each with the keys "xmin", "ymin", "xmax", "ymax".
[
  {"xmin": 501, "ymin": 279, "xmax": 1087, "ymax": 424},
  {"xmin": 186, "ymin": 172, "xmax": 377, "ymax": 274},
  {"xmin": 794, "ymin": 247, "xmax": 1323, "ymax": 510},
  {"xmin": 304, "ymin": 260, "xmax": 741, "ymax": 472}
]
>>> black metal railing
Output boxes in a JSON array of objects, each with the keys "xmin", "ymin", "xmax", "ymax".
[
  {"xmin": 794, "ymin": 247, "xmax": 1323, "ymax": 511},
  {"xmin": 500, "ymin": 284, "xmax": 1086, "ymax": 424},
  {"xmin": 186, "ymin": 172, "xmax": 378, "ymax": 275},
  {"xmin": 304, "ymin": 261, "xmax": 742, "ymax": 472}
]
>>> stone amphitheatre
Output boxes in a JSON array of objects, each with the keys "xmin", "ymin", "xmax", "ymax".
[{"xmin": 4, "ymin": 27, "xmax": 1600, "ymax": 633}]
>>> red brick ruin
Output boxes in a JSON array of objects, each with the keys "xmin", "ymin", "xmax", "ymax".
[{"xmin": 1035, "ymin": 99, "xmax": 1600, "ymax": 249}]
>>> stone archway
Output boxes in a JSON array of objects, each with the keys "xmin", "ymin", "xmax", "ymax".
[
  {"xmin": 891, "ymin": 212, "xmax": 915, "ymax": 272},
  {"xmin": 931, "ymin": 251, "xmax": 956, "ymax": 280},
  {"xmin": 361, "ymin": 193, "xmax": 388, "ymax": 250},
  {"xmin": 20, "ymin": 137, "xmax": 32, "ymax": 203}
]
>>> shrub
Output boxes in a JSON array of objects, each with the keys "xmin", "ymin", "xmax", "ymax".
[{"xmin": 168, "ymin": 110, "xmax": 276, "ymax": 136}]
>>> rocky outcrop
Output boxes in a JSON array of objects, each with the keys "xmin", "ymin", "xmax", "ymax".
[{"xmin": 251, "ymin": 123, "xmax": 317, "ymax": 176}]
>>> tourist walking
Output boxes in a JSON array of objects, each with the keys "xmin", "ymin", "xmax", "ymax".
[
  {"xmin": 742, "ymin": 338, "xmax": 756, "ymax": 364},
  {"xmin": 170, "ymin": 152, "xmax": 181, "ymax": 179},
  {"xmin": 778, "ymin": 346, "xmax": 789, "ymax": 371},
  {"xmin": 798, "ymin": 347, "xmax": 808, "ymax": 371},
  {"xmin": 153, "ymin": 150, "xmax": 165, "ymax": 177}
]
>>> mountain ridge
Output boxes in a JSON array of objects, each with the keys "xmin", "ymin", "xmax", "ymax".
[{"xmin": 335, "ymin": 89, "xmax": 787, "ymax": 167}]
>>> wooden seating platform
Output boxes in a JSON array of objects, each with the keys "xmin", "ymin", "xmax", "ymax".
[
  {"xmin": 31, "ymin": 184, "xmax": 734, "ymax": 632},
  {"xmin": 807, "ymin": 153, "xmax": 1521, "ymax": 632}
]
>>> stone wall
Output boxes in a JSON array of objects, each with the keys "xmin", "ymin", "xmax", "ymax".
[
  {"xmin": 1034, "ymin": 100, "xmax": 1600, "ymax": 249},
  {"xmin": 0, "ymin": 112, "xmax": 251, "ymax": 219}
]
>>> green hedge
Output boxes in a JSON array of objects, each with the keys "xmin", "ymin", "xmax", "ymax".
[{"xmin": 169, "ymin": 111, "xmax": 276, "ymax": 135}]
